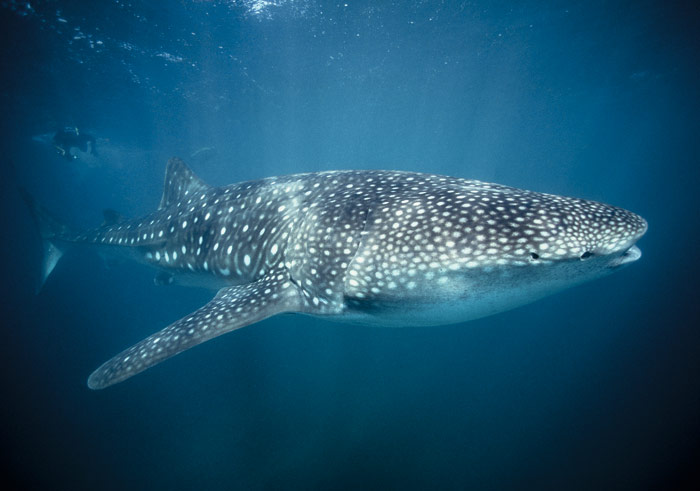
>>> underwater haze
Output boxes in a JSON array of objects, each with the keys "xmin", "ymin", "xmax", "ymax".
[{"xmin": 1, "ymin": 1, "xmax": 699, "ymax": 489}]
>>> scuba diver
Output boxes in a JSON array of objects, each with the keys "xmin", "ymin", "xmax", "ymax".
[{"xmin": 53, "ymin": 126, "xmax": 98, "ymax": 160}]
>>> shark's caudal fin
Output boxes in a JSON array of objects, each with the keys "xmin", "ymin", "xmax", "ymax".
[
  {"xmin": 87, "ymin": 269, "xmax": 304, "ymax": 389},
  {"xmin": 159, "ymin": 157, "xmax": 210, "ymax": 210},
  {"xmin": 20, "ymin": 189, "xmax": 72, "ymax": 293}
]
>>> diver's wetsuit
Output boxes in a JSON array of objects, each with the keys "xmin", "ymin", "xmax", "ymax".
[{"xmin": 53, "ymin": 127, "xmax": 97, "ymax": 160}]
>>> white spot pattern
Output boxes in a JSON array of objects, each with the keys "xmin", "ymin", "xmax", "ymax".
[{"xmin": 74, "ymin": 159, "xmax": 646, "ymax": 389}]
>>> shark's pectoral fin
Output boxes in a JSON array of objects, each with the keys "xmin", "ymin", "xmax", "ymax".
[{"xmin": 87, "ymin": 269, "xmax": 303, "ymax": 389}]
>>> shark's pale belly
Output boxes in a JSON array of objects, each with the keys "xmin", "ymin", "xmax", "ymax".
[
  {"xmin": 26, "ymin": 158, "xmax": 647, "ymax": 389},
  {"xmin": 338, "ymin": 260, "xmax": 606, "ymax": 327}
]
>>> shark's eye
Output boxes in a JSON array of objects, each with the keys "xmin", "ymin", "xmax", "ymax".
[
  {"xmin": 530, "ymin": 252, "xmax": 539, "ymax": 260},
  {"xmin": 580, "ymin": 251, "xmax": 593, "ymax": 260}
]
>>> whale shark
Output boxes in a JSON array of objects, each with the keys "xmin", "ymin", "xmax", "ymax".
[{"xmin": 25, "ymin": 158, "xmax": 647, "ymax": 389}]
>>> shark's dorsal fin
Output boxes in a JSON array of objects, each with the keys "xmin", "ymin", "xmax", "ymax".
[{"xmin": 159, "ymin": 157, "xmax": 209, "ymax": 210}]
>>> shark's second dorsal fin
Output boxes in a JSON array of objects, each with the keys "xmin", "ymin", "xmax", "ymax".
[
  {"xmin": 102, "ymin": 209, "xmax": 125, "ymax": 226},
  {"xmin": 159, "ymin": 157, "xmax": 209, "ymax": 210}
]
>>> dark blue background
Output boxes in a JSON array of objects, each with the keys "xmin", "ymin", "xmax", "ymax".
[{"xmin": 1, "ymin": 1, "xmax": 698, "ymax": 489}]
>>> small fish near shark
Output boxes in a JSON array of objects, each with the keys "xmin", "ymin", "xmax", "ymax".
[{"xmin": 24, "ymin": 158, "xmax": 647, "ymax": 389}]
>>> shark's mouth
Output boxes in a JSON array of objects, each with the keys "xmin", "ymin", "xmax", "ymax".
[{"xmin": 609, "ymin": 245, "xmax": 642, "ymax": 268}]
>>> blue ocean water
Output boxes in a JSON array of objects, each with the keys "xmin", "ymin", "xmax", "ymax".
[{"xmin": 1, "ymin": 0, "xmax": 698, "ymax": 489}]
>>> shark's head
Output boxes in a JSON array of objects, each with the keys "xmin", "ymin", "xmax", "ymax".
[
  {"xmin": 444, "ymin": 190, "xmax": 649, "ymax": 320},
  {"xmin": 512, "ymin": 193, "xmax": 648, "ymax": 269},
  {"xmin": 345, "ymin": 183, "xmax": 648, "ymax": 326}
]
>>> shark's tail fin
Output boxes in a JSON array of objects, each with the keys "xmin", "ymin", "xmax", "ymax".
[{"xmin": 20, "ymin": 188, "xmax": 71, "ymax": 293}]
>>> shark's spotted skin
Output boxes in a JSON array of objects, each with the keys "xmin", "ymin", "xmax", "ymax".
[
  {"xmin": 29, "ymin": 158, "xmax": 647, "ymax": 388},
  {"xmin": 87, "ymin": 266, "xmax": 302, "ymax": 389}
]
